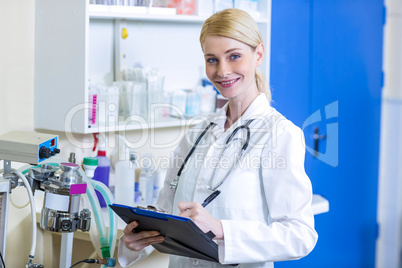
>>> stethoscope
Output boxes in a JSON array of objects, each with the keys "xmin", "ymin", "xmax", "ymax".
[{"xmin": 170, "ymin": 119, "xmax": 255, "ymax": 192}]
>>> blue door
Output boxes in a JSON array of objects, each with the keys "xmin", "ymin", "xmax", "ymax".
[{"xmin": 270, "ymin": 1, "xmax": 383, "ymax": 267}]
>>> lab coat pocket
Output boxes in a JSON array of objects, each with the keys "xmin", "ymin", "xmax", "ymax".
[{"xmin": 215, "ymin": 168, "xmax": 263, "ymax": 212}]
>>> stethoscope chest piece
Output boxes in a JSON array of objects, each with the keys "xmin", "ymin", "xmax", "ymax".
[{"xmin": 170, "ymin": 176, "xmax": 180, "ymax": 190}]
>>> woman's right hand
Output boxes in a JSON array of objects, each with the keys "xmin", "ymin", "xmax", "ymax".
[{"xmin": 122, "ymin": 221, "xmax": 165, "ymax": 251}]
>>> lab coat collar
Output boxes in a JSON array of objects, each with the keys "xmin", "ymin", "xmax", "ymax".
[{"xmin": 210, "ymin": 93, "xmax": 273, "ymax": 137}]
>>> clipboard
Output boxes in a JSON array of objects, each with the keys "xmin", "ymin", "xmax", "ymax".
[{"xmin": 110, "ymin": 204, "xmax": 219, "ymax": 262}]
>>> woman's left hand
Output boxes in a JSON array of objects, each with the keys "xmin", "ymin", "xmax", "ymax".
[{"xmin": 178, "ymin": 201, "xmax": 224, "ymax": 240}]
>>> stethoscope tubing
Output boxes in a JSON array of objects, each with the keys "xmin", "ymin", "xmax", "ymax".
[
  {"xmin": 171, "ymin": 119, "xmax": 255, "ymax": 191},
  {"xmin": 176, "ymin": 122, "xmax": 216, "ymax": 178}
]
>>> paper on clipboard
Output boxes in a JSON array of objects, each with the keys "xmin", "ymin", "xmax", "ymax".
[{"xmin": 109, "ymin": 204, "xmax": 219, "ymax": 262}]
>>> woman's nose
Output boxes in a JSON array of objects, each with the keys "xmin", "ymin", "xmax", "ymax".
[{"xmin": 217, "ymin": 61, "xmax": 231, "ymax": 77}]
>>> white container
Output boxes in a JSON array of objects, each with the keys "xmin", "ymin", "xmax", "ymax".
[
  {"xmin": 138, "ymin": 167, "xmax": 154, "ymax": 205},
  {"xmin": 199, "ymin": 85, "xmax": 217, "ymax": 114},
  {"xmin": 138, "ymin": 155, "xmax": 155, "ymax": 205},
  {"xmin": 113, "ymin": 81, "xmax": 133, "ymax": 118},
  {"xmin": 234, "ymin": 0, "xmax": 260, "ymax": 19},
  {"xmin": 154, "ymin": 168, "xmax": 166, "ymax": 204},
  {"xmin": 171, "ymin": 90, "xmax": 187, "ymax": 117},
  {"xmin": 97, "ymin": 85, "xmax": 119, "ymax": 126},
  {"xmin": 114, "ymin": 145, "xmax": 135, "ymax": 206},
  {"xmin": 185, "ymin": 89, "xmax": 201, "ymax": 116},
  {"xmin": 147, "ymin": 72, "xmax": 165, "ymax": 121}
]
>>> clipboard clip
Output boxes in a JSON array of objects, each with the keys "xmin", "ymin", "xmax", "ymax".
[{"xmin": 136, "ymin": 205, "xmax": 168, "ymax": 214}]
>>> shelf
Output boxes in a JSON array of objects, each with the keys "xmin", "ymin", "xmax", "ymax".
[
  {"xmin": 88, "ymin": 4, "xmax": 270, "ymax": 23},
  {"xmin": 312, "ymin": 194, "xmax": 329, "ymax": 215},
  {"xmin": 86, "ymin": 116, "xmax": 205, "ymax": 133},
  {"xmin": 34, "ymin": 0, "xmax": 271, "ymax": 134}
]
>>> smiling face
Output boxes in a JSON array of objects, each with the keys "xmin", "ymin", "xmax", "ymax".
[{"xmin": 202, "ymin": 35, "xmax": 264, "ymax": 104}]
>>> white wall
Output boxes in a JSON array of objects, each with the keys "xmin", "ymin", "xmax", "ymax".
[
  {"xmin": 0, "ymin": 1, "xmax": 176, "ymax": 267},
  {"xmin": 0, "ymin": 1, "xmax": 37, "ymax": 266},
  {"xmin": 0, "ymin": 0, "xmax": 35, "ymax": 133}
]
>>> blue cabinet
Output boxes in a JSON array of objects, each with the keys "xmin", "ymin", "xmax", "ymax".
[{"xmin": 271, "ymin": 0, "xmax": 383, "ymax": 267}]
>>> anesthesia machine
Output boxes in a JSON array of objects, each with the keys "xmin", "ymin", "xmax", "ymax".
[{"xmin": 0, "ymin": 131, "xmax": 117, "ymax": 268}]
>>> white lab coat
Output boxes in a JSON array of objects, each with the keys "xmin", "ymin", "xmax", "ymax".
[{"xmin": 118, "ymin": 93, "xmax": 318, "ymax": 267}]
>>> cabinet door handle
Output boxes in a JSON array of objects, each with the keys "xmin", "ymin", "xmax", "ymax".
[{"xmin": 313, "ymin": 127, "xmax": 327, "ymax": 157}]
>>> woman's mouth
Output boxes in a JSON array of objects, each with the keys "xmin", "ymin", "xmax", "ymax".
[{"xmin": 216, "ymin": 78, "xmax": 240, "ymax": 88}]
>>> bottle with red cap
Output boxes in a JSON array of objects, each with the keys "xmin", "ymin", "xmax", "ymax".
[{"xmin": 92, "ymin": 133, "xmax": 110, "ymax": 207}]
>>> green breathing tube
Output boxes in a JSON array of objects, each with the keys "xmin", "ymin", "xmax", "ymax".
[
  {"xmin": 81, "ymin": 171, "xmax": 110, "ymax": 254},
  {"xmin": 81, "ymin": 158, "xmax": 110, "ymax": 259},
  {"xmin": 92, "ymin": 180, "xmax": 118, "ymax": 260}
]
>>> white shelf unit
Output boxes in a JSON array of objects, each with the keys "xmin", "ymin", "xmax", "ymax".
[{"xmin": 34, "ymin": 1, "xmax": 272, "ymax": 134}]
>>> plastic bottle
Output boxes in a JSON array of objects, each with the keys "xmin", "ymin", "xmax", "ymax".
[
  {"xmin": 114, "ymin": 142, "xmax": 136, "ymax": 206},
  {"xmin": 199, "ymin": 85, "xmax": 217, "ymax": 114},
  {"xmin": 92, "ymin": 134, "xmax": 111, "ymax": 207},
  {"xmin": 185, "ymin": 89, "xmax": 201, "ymax": 116},
  {"xmin": 83, "ymin": 157, "xmax": 99, "ymax": 179},
  {"xmin": 153, "ymin": 168, "xmax": 166, "ymax": 204},
  {"xmin": 138, "ymin": 155, "xmax": 155, "ymax": 205},
  {"xmin": 134, "ymin": 168, "xmax": 140, "ymax": 203},
  {"xmin": 171, "ymin": 90, "xmax": 187, "ymax": 116}
]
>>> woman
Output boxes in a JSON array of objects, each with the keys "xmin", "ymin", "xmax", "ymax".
[{"xmin": 118, "ymin": 8, "xmax": 318, "ymax": 267}]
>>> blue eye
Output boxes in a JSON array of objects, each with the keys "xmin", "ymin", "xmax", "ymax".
[
  {"xmin": 230, "ymin": 54, "xmax": 240, "ymax": 60},
  {"xmin": 207, "ymin": 58, "xmax": 217, "ymax": 64}
]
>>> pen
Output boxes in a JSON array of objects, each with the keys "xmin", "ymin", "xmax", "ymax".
[{"xmin": 201, "ymin": 190, "xmax": 221, "ymax": 207}]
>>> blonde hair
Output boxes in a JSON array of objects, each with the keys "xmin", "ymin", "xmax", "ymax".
[{"xmin": 200, "ymin": 8, "xmax": 271, "ymax": 103}]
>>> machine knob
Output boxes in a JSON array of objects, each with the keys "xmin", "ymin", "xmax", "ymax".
[
  {"xmin": 51, "ymin": 148, "xmax": 61, "ymax": 156},
  {"xmin": 39, "ymin": 146, "xmax": 51, "ymax": 159}
]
